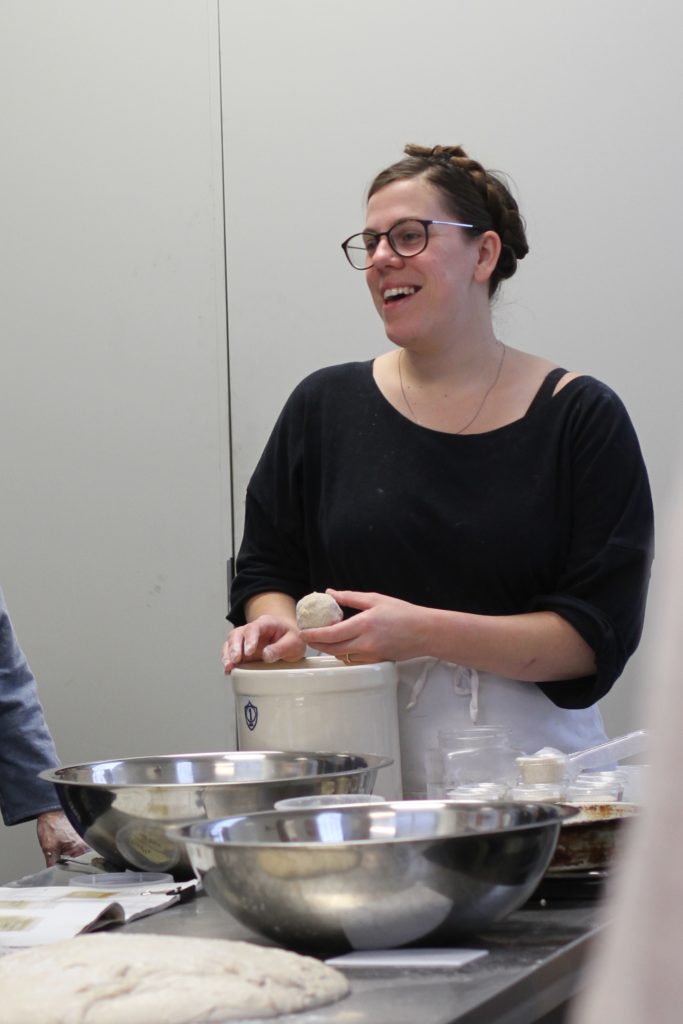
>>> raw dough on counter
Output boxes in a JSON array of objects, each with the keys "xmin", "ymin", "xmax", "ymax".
[
  {"xmin": 295, "ymin": 592, "xmax": 343, "ymax": 629},
  {"xmin": 0, "ymin": 933, "xmax": 349, "ymax": 1023}
]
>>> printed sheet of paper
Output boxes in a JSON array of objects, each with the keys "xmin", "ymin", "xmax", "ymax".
[{"xmin": 0, "ymin": 882, "xmax": 193, "ymax": 950}]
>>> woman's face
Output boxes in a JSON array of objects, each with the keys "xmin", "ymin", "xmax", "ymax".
[{"xmin": 364, "ymin": 176, "xmax": 489, "ymax": 350}]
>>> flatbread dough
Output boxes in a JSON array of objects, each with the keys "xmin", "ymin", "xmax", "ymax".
[
  {"xmin": 295, "ymin": 592, "xmax": 343, "ymax": 629},
  {"xmin": 0, "ymin": 933, "xmax": 349, "ymax": 1023}
]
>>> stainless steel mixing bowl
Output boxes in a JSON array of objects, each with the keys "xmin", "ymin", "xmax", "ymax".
[
  {"xmin": 171, "ymin": 800, "xmax": 574, "ymax": 951},
  {"xmin": 40, "ymin": 751, "xmax": 390, "ymax": 879}
]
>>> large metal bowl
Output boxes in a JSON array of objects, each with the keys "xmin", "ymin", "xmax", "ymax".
[
  {"xmin": 171, "ymin": 800, "xmax": 573, "ymax": 951},
  {"xmin": 40, "ymin": 751, "xmax": 390, "ymax": 879}
]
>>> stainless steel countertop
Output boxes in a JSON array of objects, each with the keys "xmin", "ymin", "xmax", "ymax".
[{"xmin": 8, "ymin": 862, "xmax": 606, "ymax": 1024}]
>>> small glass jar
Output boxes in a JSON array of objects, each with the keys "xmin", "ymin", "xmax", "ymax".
[
  {"xmin": 274, "ymin": 793, "xmax": 386, "ymax": 810},
  {"xmin": 509, "ymin": 783, "xmax": 566, "ymax": 802},
  {"xmin": 565, "ymin": 770, "xmax": 623, "ymax": 804},
  {"xmin": 424, "ymin": 747, "xmax": 446, "ymax": 798},
  {"xmin": 438, "ymin": 727, "xmax": 521, "ymax": 790},
  {"xmin": 445, "ymin": 782, "xmax": 510, "ymax": 801},
  {"xmin": 515, "ymin": 749, "xmax": 568, "ymax": 785}
]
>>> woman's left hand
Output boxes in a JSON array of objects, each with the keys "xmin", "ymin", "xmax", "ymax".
[{"xmin": 301, "ymin": 589, "xmax": 428, "ymax": 664}]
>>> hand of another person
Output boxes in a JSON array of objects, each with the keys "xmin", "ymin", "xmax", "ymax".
[
  {"xmin": 301, "ymin": 590, "xmax": 428, "ymax": 664},
  {"xmin": 222, "ymin": 615, "xmax": 306, "ymax": 674},
  {"xmin": 36, "ymin": 810, "xmax": 90, "ymax": 867}
]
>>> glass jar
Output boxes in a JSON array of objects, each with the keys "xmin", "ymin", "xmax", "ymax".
[
  {"xmin": 515, "ymin": 749, "xmax": 568, "ymax": 785},
  {"xmin": 437, "ymin": 727, "xmax": 521, "ymax": 791},
  {"xmin": 565, "ymin": 770, "xmax": 623, "ymax": 804},
  {"xmin": 445, "ymin": 781, "xmax": 510, "ymax": 801},
  {"xmin": 510, "ymin": 783, "xmax": 567, "ymax": 802}
]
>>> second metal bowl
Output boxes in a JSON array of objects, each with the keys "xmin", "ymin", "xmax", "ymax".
[{"xmin": 172, "ymin": 800, "xmax": 573, "ymax": 951}]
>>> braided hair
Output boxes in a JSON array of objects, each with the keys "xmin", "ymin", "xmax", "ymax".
[{"xmin": 368, "ymin": 144, "xmax": 529, "ymax": 297}]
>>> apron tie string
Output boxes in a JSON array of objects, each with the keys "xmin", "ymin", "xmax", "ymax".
[
  {"xmin": 451, "ymin": 665, "xmax": 480, "ymax": 724},
  {"xmin": 405, "ymin": 657, "xmax": 439, "ymax": 710},
  {"xmin": 405, "ymin": 659, "xmax": 480, "ymax": 723}
]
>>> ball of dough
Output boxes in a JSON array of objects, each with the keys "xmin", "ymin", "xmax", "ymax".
[{"xmin": 296, "ymin": 592, "xmax": 343, "ymax": 629}]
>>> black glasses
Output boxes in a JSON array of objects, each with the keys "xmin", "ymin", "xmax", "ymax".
[{"xmin": 341, "ymin": 218, "xmax": 479, "ymax": 270}]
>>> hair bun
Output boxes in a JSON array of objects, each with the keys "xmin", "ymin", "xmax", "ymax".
[{"xmin": 404, "ymin": 143, "xmax": 469, "ymax": 162}]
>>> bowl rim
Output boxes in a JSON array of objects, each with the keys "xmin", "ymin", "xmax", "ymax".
[
  {"xmin": 230, "ymin": 656, "xmax": 395, "ymax": 674},
  {"xmin": 39, "ymin": 750, "xmax": 394, "ymax": 788},
  {"xmin": 169, "ymin": 799, "xmax": 575, "ymax": 848}
]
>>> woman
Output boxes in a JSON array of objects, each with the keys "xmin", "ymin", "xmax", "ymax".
[{"xmin": 222, "ymin": 144, "xmax": 654, "ymax": 797}]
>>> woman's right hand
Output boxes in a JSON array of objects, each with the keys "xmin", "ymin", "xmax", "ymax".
[{"xmin": 222, "ymin": 615, "xmax": 306, "ymax": 674}]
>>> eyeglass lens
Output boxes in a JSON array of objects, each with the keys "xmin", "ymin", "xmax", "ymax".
[{"xmin": 345, "ymin": 219, "xmax": 428, "ymax": 269}]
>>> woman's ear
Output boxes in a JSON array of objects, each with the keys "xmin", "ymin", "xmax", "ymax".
[{"xmin": 473, "ymin": 231, "xmax": 502, "ymax": 284}]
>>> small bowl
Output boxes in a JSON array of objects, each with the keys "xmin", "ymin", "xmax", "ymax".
[
  {"xmin": 273, "ymin": 794, "xmax": 386, "ymax": 810},
  {"xmin": 41, "ymin": 750, "xmax": 390, "ymax": 879},
  {"xmin": 171, "ymin": 800, "xmax": 573, "ymax": 951}
]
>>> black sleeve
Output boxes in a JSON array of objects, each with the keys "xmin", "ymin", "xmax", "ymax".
[
  {"xmin": 531, "ymin": 383, "xmax": 654, "ymax": 708},
  {"xmin": 228, "ymin": 381, "xmax": 312, "ymax": 626}
]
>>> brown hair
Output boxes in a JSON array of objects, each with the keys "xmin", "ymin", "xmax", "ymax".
[{"xmin": 368, "ymin": 144, "xmax": 529, "ymax": 297}]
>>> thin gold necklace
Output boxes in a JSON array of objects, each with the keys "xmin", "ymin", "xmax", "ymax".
[{"xmin": 398, "ymin": 341, "xmax": 506, "ymax": 433}]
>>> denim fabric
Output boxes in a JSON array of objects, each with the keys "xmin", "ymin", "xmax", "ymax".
[{"xmin": 0, "ymin": 586, "xmax": 61, "ymax": 825}]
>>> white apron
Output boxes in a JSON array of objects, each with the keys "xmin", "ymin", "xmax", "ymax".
[{"xmin": 397, "ymin": 657, "xmax": 608, "ymax": 798}]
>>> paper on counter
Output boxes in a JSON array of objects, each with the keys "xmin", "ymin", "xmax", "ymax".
[
  {"xmin": 326, "ymin": 948, "xmax": 488, "ymax": 969},
  {"xmin": 0, "ymin": 880, "xmax": 195, "ymax": 950}
]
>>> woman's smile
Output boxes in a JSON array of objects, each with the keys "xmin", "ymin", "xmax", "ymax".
[{"xmin": 381, "ymin": 284, "xmax": 421, "ymax": 310}]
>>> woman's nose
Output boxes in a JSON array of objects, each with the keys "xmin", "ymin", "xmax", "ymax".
[{"xmin": 371, "ymin": 236, "xmax": 403, "ymax": 268}]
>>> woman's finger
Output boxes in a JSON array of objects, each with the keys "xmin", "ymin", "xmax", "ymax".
[
  {"xmin": 326, "ymin": 588, "xmax": 378, "ymax": 610},
  {"xmin": 306, "ymin": 627, "xmax": 365, "ymax": 657},
  {"xmin": 222, "ymin": 630, "xmax": 244, "ymax": 672},
  {"xmin": 242, "ymin": 620, "xmax": 268, "ymax": 657},
  {"xmin": 300, "ymin": 619, "xmax": 359, "ymax": 644},
  {"xmin": 262, "ymin": 634, "xmax": 307, "ymax": 664}
]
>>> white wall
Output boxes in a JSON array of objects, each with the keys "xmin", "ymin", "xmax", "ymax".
[
  {"xmin": 221, "ymin": 0, "xmax": 682, "ymax": 739},
  {"xmin": 0, "ymin": 0, "xmax": 232, "ymax": 881}
]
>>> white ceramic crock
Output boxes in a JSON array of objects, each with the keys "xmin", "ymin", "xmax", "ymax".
[{"xmin": 230, "ymin": 656, "xmax": 403, "ymax": 799}]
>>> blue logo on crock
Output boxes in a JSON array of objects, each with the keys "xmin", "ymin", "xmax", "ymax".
[{"xmin": 244, "ymin": 700, "xmax": 258, "ymax": 731}]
